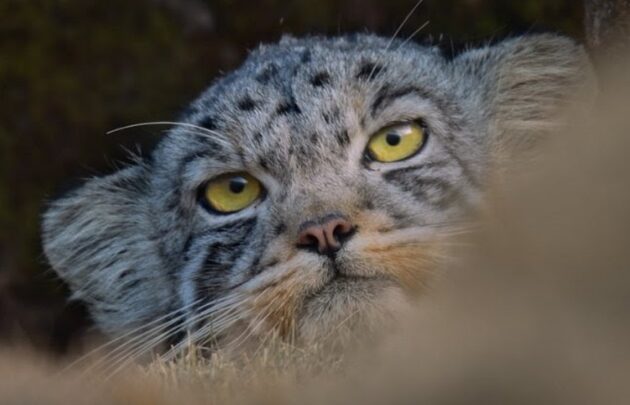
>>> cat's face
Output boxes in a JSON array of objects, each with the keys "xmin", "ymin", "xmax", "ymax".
[{"xmin": 42, "ymin": 35, "xmax": 591, "ymax": 349}]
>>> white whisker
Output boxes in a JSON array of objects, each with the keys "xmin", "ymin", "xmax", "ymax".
[
  {"xmin": 158, "ymin": 300, "xmax": 244, "ymax": 363},
  {"xmin": 82, "ymin": 299, "xmax": 218, "ymax": 378},
  {"xmin": 60, "ymin": 296, "xmax": 206, "ymax": 375},
  {"xmin": 224, "ymin": 293, "xmax": 280, "ymax": 353},
  {"xmin": 395, "ymin": 20, "xmax": 430, "ymax": 51},
  {"xmin": 105, "ymin": 121, "xmax": 234, "ymax": 149},
  {"xmin": 107, "ymin": 121, "xmax": 215, "ymax": 136},
  {"xmin": 90, "ymin": 294, "xmax": 243, "ymax": 379},
  {"xmin": 366, "ymin": 0, "xmax": 424, "ymax": 82},
  {"xmin": 154, "ymin": 291, "xmax": 251, "ymax": 363}
]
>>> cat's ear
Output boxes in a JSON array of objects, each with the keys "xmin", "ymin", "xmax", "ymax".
[
  {"xmin": 455, "ymin": 34, "xmax": 595, "ymax": 160},
  {"xmin": 42, "ymin": 164, "xmax": 171, "ymax": 333}
]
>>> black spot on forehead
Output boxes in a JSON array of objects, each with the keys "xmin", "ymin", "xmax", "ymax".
[
  {"xmin": 322, "ymin": 107, "xmax": 340, "ymax": 124},
  {"xmin": 252, "ymin": 131, "xmax": 264, "ymax": 146},
  {"xmin": 356, "ymin": 61, "xmax": 385, "ymax": 80},
  {"xmin": 300, "ymin": 49, "xmax": 311, "ymax": 63},
  {"xmin": 276, "ymin": 97, "xmax": 301, "ymax": 116},
  {"xmin": 310, "ymin": 72, "xmax": 330, "ymax": 87},
  {"xmin": 198, "ymin": 116, "xmax": 217, "ymax": 131},
  {"xmin": 238, "ymin": 96, "xmax": 258, "ymax": 111},
  {"xmin": 258, "ymin": 155, "xmax": 270, "ymax": 170},
  {"xmin": 298, "ymin": 141, "xmax": 313, "ymax": 161},
  {"xmin": 256, "ymin": 63, "xmax": 279, "ymax": 84},
  {"xmin": 336, "ymin": 129, "xmax": 350, "ymax": 147}
]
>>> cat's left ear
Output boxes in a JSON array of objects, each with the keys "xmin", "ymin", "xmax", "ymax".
[{"xmin": 454, "ymin": 34, "xmax": 596, "ymax": 159}]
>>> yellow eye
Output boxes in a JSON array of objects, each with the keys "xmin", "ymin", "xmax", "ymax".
[
  {"xmin": 366, "ymin": 121, "xmax": 426, "ymax": 163},
  {"xmin": 202, "ymin": 172, "xmax": 262, "ymax": 214}
]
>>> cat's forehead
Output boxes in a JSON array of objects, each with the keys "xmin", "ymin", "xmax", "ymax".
[
  {"xmin": 161, "ymin": 35, "xmax": 450, "ymax": 177},
  {"xmin": 201, "ymin": 34, "xmax": 447, "ymax": 110}
]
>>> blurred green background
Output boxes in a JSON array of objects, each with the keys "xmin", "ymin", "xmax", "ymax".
[{"xmin": 0, "ymin": 0, "xmax": 583, "ymax": 353}]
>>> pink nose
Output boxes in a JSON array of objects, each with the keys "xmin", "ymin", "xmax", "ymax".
[{"xmin": 296, "ymin": 215, "xmax": 355, "ymax": 256}]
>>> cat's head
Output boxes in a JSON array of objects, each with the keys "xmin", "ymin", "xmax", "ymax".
[{"xmin": 42, "ymin": 34, "xmax": 592, "ymax": 348}]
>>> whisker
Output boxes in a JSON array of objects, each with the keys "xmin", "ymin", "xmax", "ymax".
[
  {"xmin": 224, "ymin": 291, "xmax": 283, "ymax": 353},
  {"xmin": 81, "ymin": 298, "xmax": 222, "ymax": 378},
  {"xmin": 400, "ymin": 218, "xmax": 479, "ymax": 233},
  {"xmin": 93, "ymin": 294, "xmax": 243, "ymax": 379},
  {"xmin": 157, "ymin": 293, "xmax": 248, "ymax": 363},
  {"xmin": 105, "ymin": 121, "xmax": 234, "ymax": 149},
  {"xmin": 157, "ymin": 308, "xmax": 239, "ymax": 364},
  {"xmin": 386, "ymin": 0, "xmax": 424, "ymax": 48},
  {"xmin": 107, "ymin": 121, "xmax": 217, "ymax": 136},
  {"xmin": 250, "ymin": 282, "xmax": 302, "ymax": 357},
  {"xmin": 321, "ymin": 307, "xmax": 363, "ymax": 343},
  {"xmin": 395, "ymin": 20, "xmax": 430, "ymax": 51},
  {"xmin": 366, "ymin": 0, "xmax": 424, "ymax": 82},
  {"xmin": 102, "ymin": 303, "xmax": 240, "ymax": 379},
  {"xmin": 59, "ymin": 296, "xmax": 206, "ymax": 375}
]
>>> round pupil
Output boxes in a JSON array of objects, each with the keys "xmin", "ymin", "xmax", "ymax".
[
  {"xmin": 229, "ymin": 177, "xmax": 247, "ymax": 194},
  {"xmin": 386, "ymin": 132, "xmax": 401, "ymax": 146}
]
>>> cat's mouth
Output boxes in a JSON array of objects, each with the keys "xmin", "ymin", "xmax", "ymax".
[
  {"xmin": 322, "ymin": 256, "xmax": 385, "ymax": 283},
  {"xmin": 304, "ymin": 258, "xmax": 397, "ymax": 303},
  {"xmin": 319, "ymin": 273, "xmax": 394, "ymax": 296},
  {"xmin": 241, "ymin": 230, "xmax": 437, "ymax": 343},
  {"xmin": 296, "ymin": 271, "xmax": 408, "ymax": 344}
]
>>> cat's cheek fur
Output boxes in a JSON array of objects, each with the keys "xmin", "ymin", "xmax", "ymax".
[
  {"xmin": 240, "ymin": 254, "xmax": 329, "ymax": 338},
  {"xmin": 337, "ymin": 236, "xmax": 444, "ymax": 293},
  {"xmin": 42, "ymin": 164, "xmax": 175, "ymax": 334}
]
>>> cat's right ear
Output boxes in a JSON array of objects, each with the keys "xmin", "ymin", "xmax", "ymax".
[
  {"xmin": 42, "ymin": 164, "xmax": 171, "ymax": 333},
  {"xmin": 454, "ymin": 34, "xmax": 596, "ymax": 160}
]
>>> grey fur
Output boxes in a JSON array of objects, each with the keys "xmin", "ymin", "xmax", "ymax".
[{"xmin": 42, "ymin": 34, "xmax": 592, "ymax": 346}]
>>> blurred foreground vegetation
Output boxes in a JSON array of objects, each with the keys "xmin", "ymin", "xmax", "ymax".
[{"xmin": 0, "ymin": 0, "xmax": 583, "ymax": 352}]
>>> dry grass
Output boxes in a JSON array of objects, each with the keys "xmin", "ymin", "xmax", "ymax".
[{"xmin": 144, "ymin": 338, "xmax": 347, "ymax": 404}]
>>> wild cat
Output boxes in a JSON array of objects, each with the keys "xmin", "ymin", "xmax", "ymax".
[{"xmin": 42, "ymin": 33, "xmax": 591, "ymax": 360}]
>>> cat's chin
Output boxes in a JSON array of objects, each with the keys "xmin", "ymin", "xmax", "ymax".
[{"xmin": 295, "ymin": 277, "xmax": 411, "ymax": 347}]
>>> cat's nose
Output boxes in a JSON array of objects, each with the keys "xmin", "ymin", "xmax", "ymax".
[{"xmin": 296, "ymin": 215, "xmax": 355, "ymax": 256}]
